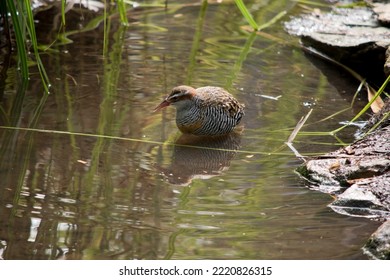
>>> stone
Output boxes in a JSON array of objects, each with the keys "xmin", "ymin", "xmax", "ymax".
[
  {"xmin": 284, "ymin": 6, "xmax": 390, "ymax": 78},
  {"xmin": 363, "ymin": 220, "xmax": 390, "ymax": 259}
]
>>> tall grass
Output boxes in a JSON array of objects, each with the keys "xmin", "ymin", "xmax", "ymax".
[
  {"xmin": 5, "ymin": 0, "xmax": 50, "ymax": 93},
  {"xmin": 4, "ymin": 0, "xmax": 29, "ymax": 81},
  {"xmin": 234, "ymin": 0, "xmax": 259, "ymax": 30},
  {"xmin": 117, "ymin": 0, "xmax": 129, "ymax": 26},
  {"xmin": 3, "ymin": 0, "xmax": 130, "ymax": 94}
]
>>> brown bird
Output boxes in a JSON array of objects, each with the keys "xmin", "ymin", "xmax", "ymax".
[{"xmin": 154, "ymin": 85, "xmax": 244, "ymax": 136}]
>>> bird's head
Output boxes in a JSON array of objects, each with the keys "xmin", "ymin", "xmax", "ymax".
[{"xmin": 153, "ymin": 86, "xmax": 196, "ymax": 112}]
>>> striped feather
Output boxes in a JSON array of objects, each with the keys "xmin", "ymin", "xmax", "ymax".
[{"xmin": 162, "ymin": 85, "xmax": 244, "ymax": 136}]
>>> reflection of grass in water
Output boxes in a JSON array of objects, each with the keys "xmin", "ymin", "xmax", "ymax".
[
  {"xmin": 3, "ymin": 1, "xmax": 130, "ymax": 94},
  {"xmin": 1, "ymin": 1, "xmax": 134, "ymax": 259},
  {"xmin": 0, "ymin": 83, "xmax": 50, "ymax": 254},
  {"xmin": 186, "ymin": 0, "xmax": 208, "ymax": 85}
]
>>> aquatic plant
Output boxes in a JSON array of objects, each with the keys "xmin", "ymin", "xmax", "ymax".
[
  {"xmin": 3, "ymin": 0, "xmax": 50, "ymax": 93},
  {"xmin": 234, "ymin": 0, "xmax": 260, "ymax": 30},
  {"xmin": 1, "ymin": 0, "xmax": 129, "ymax": 94}
]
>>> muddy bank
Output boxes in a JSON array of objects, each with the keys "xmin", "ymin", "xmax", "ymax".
[{"xmin": 285, "ymin": 2, "xmax": 390, "ymax": 259}]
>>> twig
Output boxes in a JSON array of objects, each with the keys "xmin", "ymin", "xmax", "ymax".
[
  {"xmin": 286, "ymin": 109, "xmax": 313, "ymax": 161},
  {"xmin": 287, "ymin": 109, "xmax": 313, "ymax": 143}
]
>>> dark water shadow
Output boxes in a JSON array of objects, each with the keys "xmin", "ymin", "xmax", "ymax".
[
  {"xmin": 303, "ymin": 51, "xmax": 368, "ymax": 111},
  {"xmin": 156, "ymin": 131, "xmax": 242, "ymax": 186}
]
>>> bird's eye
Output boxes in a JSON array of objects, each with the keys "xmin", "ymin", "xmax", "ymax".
[
  {"xmin": 170, "ymin": 96, "xmax": 179, "ymax": 102},
  {"xmin": 169, "ymin": 96, "xmax": 177, "ymax": 102}
]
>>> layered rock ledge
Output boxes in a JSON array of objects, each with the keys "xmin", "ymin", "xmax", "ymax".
[{"xmin": 285, "ymin": 1, "xmax": 390, "ymax": 259}]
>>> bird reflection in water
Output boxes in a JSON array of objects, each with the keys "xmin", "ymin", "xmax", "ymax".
[{"xmin": 156, "ymin": 131, "xmax": 242, "ymax": 186}]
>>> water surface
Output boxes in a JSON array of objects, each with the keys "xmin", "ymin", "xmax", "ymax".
[{"xmin": 0, "ymin": 0, "xmax": 381, "ymax": 259}]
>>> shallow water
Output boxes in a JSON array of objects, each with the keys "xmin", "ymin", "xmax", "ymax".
[{"xmin": 0, "ymin": 0, "xmax": 381, "ymax": 259}]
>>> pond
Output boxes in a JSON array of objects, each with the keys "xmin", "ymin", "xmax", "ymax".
[{"xmin": 0, "ymin": 0, "xmax": 382, "ymax": 259}]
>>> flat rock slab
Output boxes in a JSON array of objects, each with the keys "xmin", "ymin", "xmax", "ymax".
[
  {"xmin": 372, "ymin": 1, "xmax": 390, "ymax": 27},
  {"xmin": 284, "ymin": 6, "xmax": 390, "ymax": 76},
  {"xmin": 285, "ymin": 7, "xmax": 390, "ymax": 46},
  {"xmin": 330, "ymin": 174, "xmax": 390, "ymax": 220}
]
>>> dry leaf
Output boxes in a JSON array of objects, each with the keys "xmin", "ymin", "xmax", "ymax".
[
  {"xmin": 329, "ymin": 161, "xmax": 340, "ymax": 171},
  {"xmin": 367, "ymin": 85, "xmax": 384, "ymax": 113}
]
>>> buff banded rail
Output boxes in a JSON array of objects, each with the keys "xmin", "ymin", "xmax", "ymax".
[{"xmin": 154, "ymin": 85, "xmax": 244, "ymax": 136}]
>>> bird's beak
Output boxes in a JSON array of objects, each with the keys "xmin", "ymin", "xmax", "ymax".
[{"xmin": 153, "ymin": 99, "xmax": 170, "ymax": 112}]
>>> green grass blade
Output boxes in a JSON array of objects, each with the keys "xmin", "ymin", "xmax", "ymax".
[
  {"xmin": 257, "ymin": 10, "xmax": 287, "ymax": 31},
  {"xmin": 332, "ymin": 75, "xmax": 390, "ymax": 134},
  {"xmin": 103, "ymin": 0, "xmax": 109, "ymax": 57},
  {"xmin": 225, "ymin": 31, "xmax": 257, "ymax": 89},
  {"xmin": 365, "ymin": 111, "xmax": 390, "ymax": 135},
  {"xmin": 117, "ymin": 0, "xmax": 129, "ymax": 26},
  {"xmin": 24, "ymin": 1, "xmax": 51, "ymax": 94},
  {"xmin": 61, "ymin": 0, "xmax": 66, "ymax": 26},
  {"xmin": 6, "ymin": 0, "xmax": 29, "ymax": 80},
  {"xmin": 186, "ymin": 0, "xmax": 208, "ymax": 84},
  {"xmin": 234, "ymin": 0, "xmax": 259, "ymax": 30}
]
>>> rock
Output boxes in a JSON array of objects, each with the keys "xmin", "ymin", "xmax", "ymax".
[
  {"xmin": 297, "ymin": 126, "xmax": 390, "ymax": 190},
  {"xmin": 285, "ymin": 7, "xmax": 382, "ymax": 46},
  {"xmin": 329, "ymin": 174, "xmax": 390, "ymax": 220},
  {"xmin": 385, "ymin": 47, "xmax": 390, "ymax": 76},
  {"xmin": 363, "ymin": 94, "xmax": 390, "ymax": 131},
  {"xmin": 363, "ymin": 220, "xmax": 390, "ymax": 259},
  {"xmin": 371, "ymin": 1, "xmax": 390, "ymax": 27},
  {"xmin": 296, "ymin": 117, "xmax": 390, "ymax": 259},
  {"xmin": 284, "ymin": 6, "xmax": 390, "ymax": 79}
]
